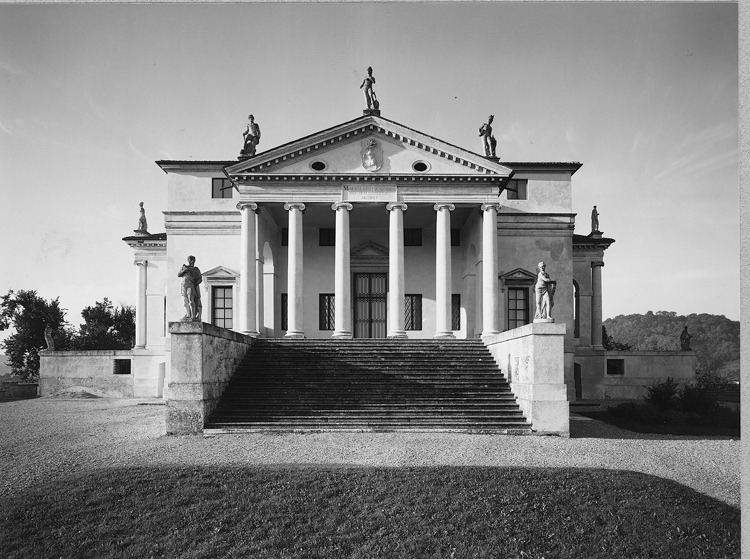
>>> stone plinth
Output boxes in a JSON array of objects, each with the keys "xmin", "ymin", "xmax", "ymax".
[
  {"xmin": 482, "ymin": 322, "xmax": 569, "ymax": 436},
  {"xmin": 167, "ymin": 322, "xmax": 255, "ymax": 435}
]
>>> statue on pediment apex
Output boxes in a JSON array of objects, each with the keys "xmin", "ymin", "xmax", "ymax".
[
  {"xmin": 241, "ymin": 114, "xmax": 261, "ymax": 157},
  {"xmin": 134, "ymin": 202, "xmax": 148, "ymax": 235},
  {"xmin": 591, "ymin": 206, "xmax": 600, "ymax": 233},
  {"xmin": 479, "ymin": 115, "xmax": 497, "ymax": 158},
  {"xmin": 360, "ymin": 66, "xmax": 380, "ymax": 110}
]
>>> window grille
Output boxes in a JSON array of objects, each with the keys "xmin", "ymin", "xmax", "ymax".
[
  {"xmin": 451, "ymin": 294, "xmax": 461, "ymax": 330},
  {"xmin": 319, "ymin": 294, "xmax": 335, "ymax": 330},
  {"xmin": 506, "ymin": 179, "xmax": 528, "ymax": 200},
  {"xmin": 319, "ymin": 228, "xmax": 335, "ymax": 246},
  {"xmin": 211, "ymin": 178, "xmax": 233, "ymax": 199},
  {"xmin": 404, "ymin": 294, "xmax": 422, "ymax": 330},
  {"xmin": 404, "ymin": 228, "xmax": 422, "ymax": 246},
  {"xmin": 508, "ymin": 287, "xmax": 529, "ymax": 329},
  {"xmin": 113, "ymin": 359, "xmax": 131, "ymax": 375},
  {"xmin": 212, "ymin": 286, "xmax": 233, "ymax": 329}
]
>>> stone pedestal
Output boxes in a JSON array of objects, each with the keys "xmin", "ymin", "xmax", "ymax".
[
  {"xmin": 482, "ymin": 322, "xmax": 569, "ymax": 436},
  {"xmin": 363, "ymin": 109, "xmax": 381, "ymax": 116}
]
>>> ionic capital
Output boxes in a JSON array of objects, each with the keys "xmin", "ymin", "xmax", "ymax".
[
  {"xmin": 134, "ymin": 260, "xmax": 148, "ymax": 267},
  {"xmin": 386, "ymin": 202, "xmax": 408, "ymax": 212},
  {"xmin": 591, "ymin": 261, "xmax": 605, "ymax": 268},
  {"xmin": 236, "ymin": 201, "xmax": 258, "ymax": 212},
  {"xmin": 433, "ymin": 203, "xmax": 455, "ymax": 212},
  {"xmin": 284, "ymin": 202, "xmax": 306, "ymax": 212},
  {"xmin": 481, "ymin": 202, "xmax": 502, "ymax": 213},
  {"xmin": 331, "ymin": 201, "xmax": 353, "ymax": 212}
]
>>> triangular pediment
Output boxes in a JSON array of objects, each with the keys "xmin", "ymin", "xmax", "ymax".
[
  {"xmin": 351, "ymin": 240, "xmax": 389, "ymax": 259},
  {"xmin": 202, "ymin": 265, "xmax": 239, "ymax": 279},
  {"xmin": 225, "ymin": 115, "xmax": 513, "ymax": 179},
  {"xmin": 500, "ymin": 268, "xmax": 537, "ymax": 284}
]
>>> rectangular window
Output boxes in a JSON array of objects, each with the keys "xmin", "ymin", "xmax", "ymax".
[
  {"xmin": 281, "ymin": 228, "xmax": 288, "ymax": 247},
  {"xmin": 607, "ymin": 359, "xmax": 625, "ymax": 376},
  {"xmin": 404, "ymin": 228, "xmax": 422, "ymax": 246},
  {"xmin": 319, "ymin": 228, "xmax": 335, "ymax": 246},
  {"xmin": 113, "ymin": 359, "xmax": 131, "ymax": 375},
  {"xmin": 404, "ymin": 294, "xmax": 422, "ymax": 330},
  {"xmin": 451, "ymin": 228, "xmax": 460, "ymax": 247},
  {"xmin": 506, "ymin": 179, "xmax": 528, "ymax": 200},
  {"xmin": 507, "ymin": 287, "xmax": 529, "ymax": 330},
  {"xmin": 319, "ymin": 294, "xmax": 335, "ymax": 330},
  {"xmin": 281, "ymin": 293, "xmax": 288, "ymax": 331},
  {"xmin": 451, "ymin": 294, "xmax": 461, "ymax": 330},
  {"xmin": 212, "ymin": 178, "xmax": 233, "ymax": 199},
  {"xmin": 212, "ymin": 286, "xmax": 233, "ymax": 329}
]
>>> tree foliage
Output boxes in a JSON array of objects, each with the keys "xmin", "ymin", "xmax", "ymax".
[
  {"xmin": 70, "ymin": 298, "xmax": 135, "ymax": 350},
  {"xmin": 603, "ymin": 311, "xmax": 740, "ymax": 380},
  {"xmin": 601, "ymin": 325, "xmax": 633, "ymax": 351},
  {"xmin": 0, "ymin": 290, "xmax": 72, "ymax": 380}
]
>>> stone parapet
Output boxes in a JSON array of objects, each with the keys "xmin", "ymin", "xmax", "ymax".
[
  {"xmin": 166, "ymin": 322, "xmax": 255, "ymax": 435},
  {"xmin": 482, "ymin": 322, "xmax": 569, "ymax": 436}
]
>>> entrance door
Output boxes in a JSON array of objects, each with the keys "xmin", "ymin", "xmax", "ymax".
[{"xmin": 354, "ymin": 273, "xmax": 387, "ymax": 338}]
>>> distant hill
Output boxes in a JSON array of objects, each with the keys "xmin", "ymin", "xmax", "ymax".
[{"xmin": 604, "ymin": 312, "xmax": 740, "ymax": 381}]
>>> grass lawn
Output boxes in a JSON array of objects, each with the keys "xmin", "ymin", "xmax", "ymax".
[{"xmin": 2, "ymin": 466, "xmax": 739, "ymax": 559}]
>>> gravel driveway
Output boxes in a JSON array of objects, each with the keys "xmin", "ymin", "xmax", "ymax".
[{"xmin": 0, "ymin": 397, "xmax": 740, "ymax": 508}]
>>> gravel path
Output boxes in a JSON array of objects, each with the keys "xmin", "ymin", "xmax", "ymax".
[{"xmin": 0, "ymin": 397, "xmax": 740, "ymax": 508}]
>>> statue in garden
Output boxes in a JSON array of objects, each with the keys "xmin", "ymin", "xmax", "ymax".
[
  {"xmin": 360, "ymin": 66, "xmax": 379, "ymax": 110},
  {"xmin": 680, "ymin": 326, "xmax": 692, "ymax": 351},
  {"xmin": 178, "ymin": 255, "xmax": 203, "ymax": 321},
  {"xmin": 241, "ymin": 114, "xmax": 261, "ymax": 157},
  {"xmin": 44, "ymin": 324, "xmax": 55, "ymax": 350},
  {"xmin": 479, "ymin": 115, "xmax": 497, "ymax": 158},
  {"xmin": 534, "ymin": 261, "xmax": 556, "ymax": 320},
  {"xmin": 591, "ymin": 206, "xmax": 600, "ymax": 233}
]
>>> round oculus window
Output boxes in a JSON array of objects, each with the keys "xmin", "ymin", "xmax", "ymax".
[
  {"xmin": 412, "ymin": 161, "xmax": 429, "ymax": 172},
  {"xmin": 310, "ymin": 160, "xmax": 327, "ymax": 171}
]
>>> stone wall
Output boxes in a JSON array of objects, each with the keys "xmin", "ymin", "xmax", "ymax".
[
  {"xmin": 0, "ymin": 381, "xmax": 38, "ymax": 400},
  {"xmin": 482, "ymin": 322, "xmax": 569, "ymax": 436},
  {"xmin": 39, "ymin": 350, "xmax": 135, "ymax": 397},
  {"xmin": 575, "ymin": 349, "xmax": 697, "ymax": 400},
  {"xmin": 166, "ymin": 321, "xmax": 255, "ymax": 435}
]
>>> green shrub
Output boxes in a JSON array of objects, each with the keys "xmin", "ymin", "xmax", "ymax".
[
  {"xmin": 644, "ymin": 377, "xmax": 679, "ymax": 411},
  {"xmin": 676, "ymin": 384, "xmax": 717, "ymax": 415}
]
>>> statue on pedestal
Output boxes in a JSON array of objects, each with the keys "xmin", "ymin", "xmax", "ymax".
[
  {"xmin": 534, "ymin": 262, "xmax": 556, "ymax": 321},
  {"xmin": 360, "ymin": 66, "xmax": 379, "ymax": 110},
  {"xmin": 479, "ymin": 115, "xmax": 497, "ymax": 158},
  {"xmin": 178, "ymin": 255, "xmax": 203, "ymax": 321},
  {"xmin": 591, "ymin": 206, "xmax": 600, "ymax": 233},
  {"xmin": 241, "ymin": 114, "xmax": 261, "ymax": 157},
  {"xmin": 680, "ymin": 326, "xmax": 692, "ymax": 351},
  {"xmin": 44, "ymin": 324, "xmax": 55, "ymax": 350}
]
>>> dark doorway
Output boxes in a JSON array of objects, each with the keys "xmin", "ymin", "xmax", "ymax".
[{"xmin": 354, "ymin": 273, "xmax": 387, "ymax": 338}]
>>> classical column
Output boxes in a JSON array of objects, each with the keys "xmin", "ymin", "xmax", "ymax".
[
  {"xmin": 481, "ymin": 203, "xmax": 501, "ymax": 336},
  {"xmin": 434, "ymin": 203, "xmax": 455, "ymax": 339},
  {"xmin": 591, "ymin": 261, "xmax": 604, "ymax": 349},
  {"xmin": 285, "ymin": 202, "xmax": 306, "ymax": 338},
  {"xmin": 332, "ymin": 202, "xmax": 353, "ymax": 338},
  {"xmin": 238, "ymin": 202, "xmax": 259, "ymax": 336},
  {"xmin": 134, "ymin": 260, "xmax": 147, "ymax": 348},
  {"xmin": 386, "ymin": 202, "xmax": 408, "ymax": 338}
]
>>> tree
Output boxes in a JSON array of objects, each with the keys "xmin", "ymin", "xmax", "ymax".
[
  {"xmin": 602, "ymin": 325, "xmax": 633, "ymax": 351},
  {"xmin": 71, "ymin": 298, "xmax": 135, "ymax": 350},
  {"xmin": 0, "ymin": 290, "xmax": 71, "ymax": 380}
]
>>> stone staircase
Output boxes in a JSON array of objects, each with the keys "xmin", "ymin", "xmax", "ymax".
[{"xmin": 205, "ymin": 339, "xmax": 531, "ymax": 434}]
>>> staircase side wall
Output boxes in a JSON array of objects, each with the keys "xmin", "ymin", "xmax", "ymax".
[
  {"xmin": 167, "ymin": 322, "xmax": 255, "ymax": 434},
  {"xmin": 483, "ymin": 322, "xmax": 570, "ymax": 436}
]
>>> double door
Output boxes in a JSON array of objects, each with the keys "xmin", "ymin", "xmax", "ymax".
[{"xmin": 353, "ymin": 273, "xmax": 387, "ymax": 339}]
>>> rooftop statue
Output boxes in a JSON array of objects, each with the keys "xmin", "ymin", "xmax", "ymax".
[
  {"xmin": 360, "ymin": 66, "xmax": 380, "ymax": 111},
  {"xmin": 241, "ymin": 114, "xmax": 261, "ymax": 157},
  {"xmin": 178, "ymin": 255, "xmax": 203, "ymax": 321},
  {"xmin": 479, "ymin": 115, "xmax": 497, "ymax": 158},
  {"xmin": 135, "ymin": 202, "xmax": 148, "ymax": 234},
  {"xmin": 534, "ymin": 261, "xmax": 556, "ymax": 321},
  {"xmin": 44, "ymin": 324, "xmax": 55, "ymax": 350},
  {"xmin": 591, "ymin": 206, "xmax": 600, "ymax": 233}
]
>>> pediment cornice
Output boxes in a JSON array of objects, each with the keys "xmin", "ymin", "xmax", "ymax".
[{"xmin": 225, "ymin": 115, "xmax": 514, "ymax": 178}]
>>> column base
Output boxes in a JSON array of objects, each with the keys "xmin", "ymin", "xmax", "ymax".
[
  {"xmin": 332, "ymin": 331, "xmax": 353, "ymax": 339},
  {"xmin": 387, "ymin": 331, "xmax": 407, "ymax": 339},
  {"xmin": 284, "ymin": 331, "xmax": 305, "ymax": 339},
  {"xmin": 434, "ymin": 332, "xmax": 456, "ymax": 339}
]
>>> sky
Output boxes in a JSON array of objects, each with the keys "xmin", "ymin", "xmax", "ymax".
[{"xmin": 0, "ymin": 2, "xmax": 740, "ymax": 343}]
